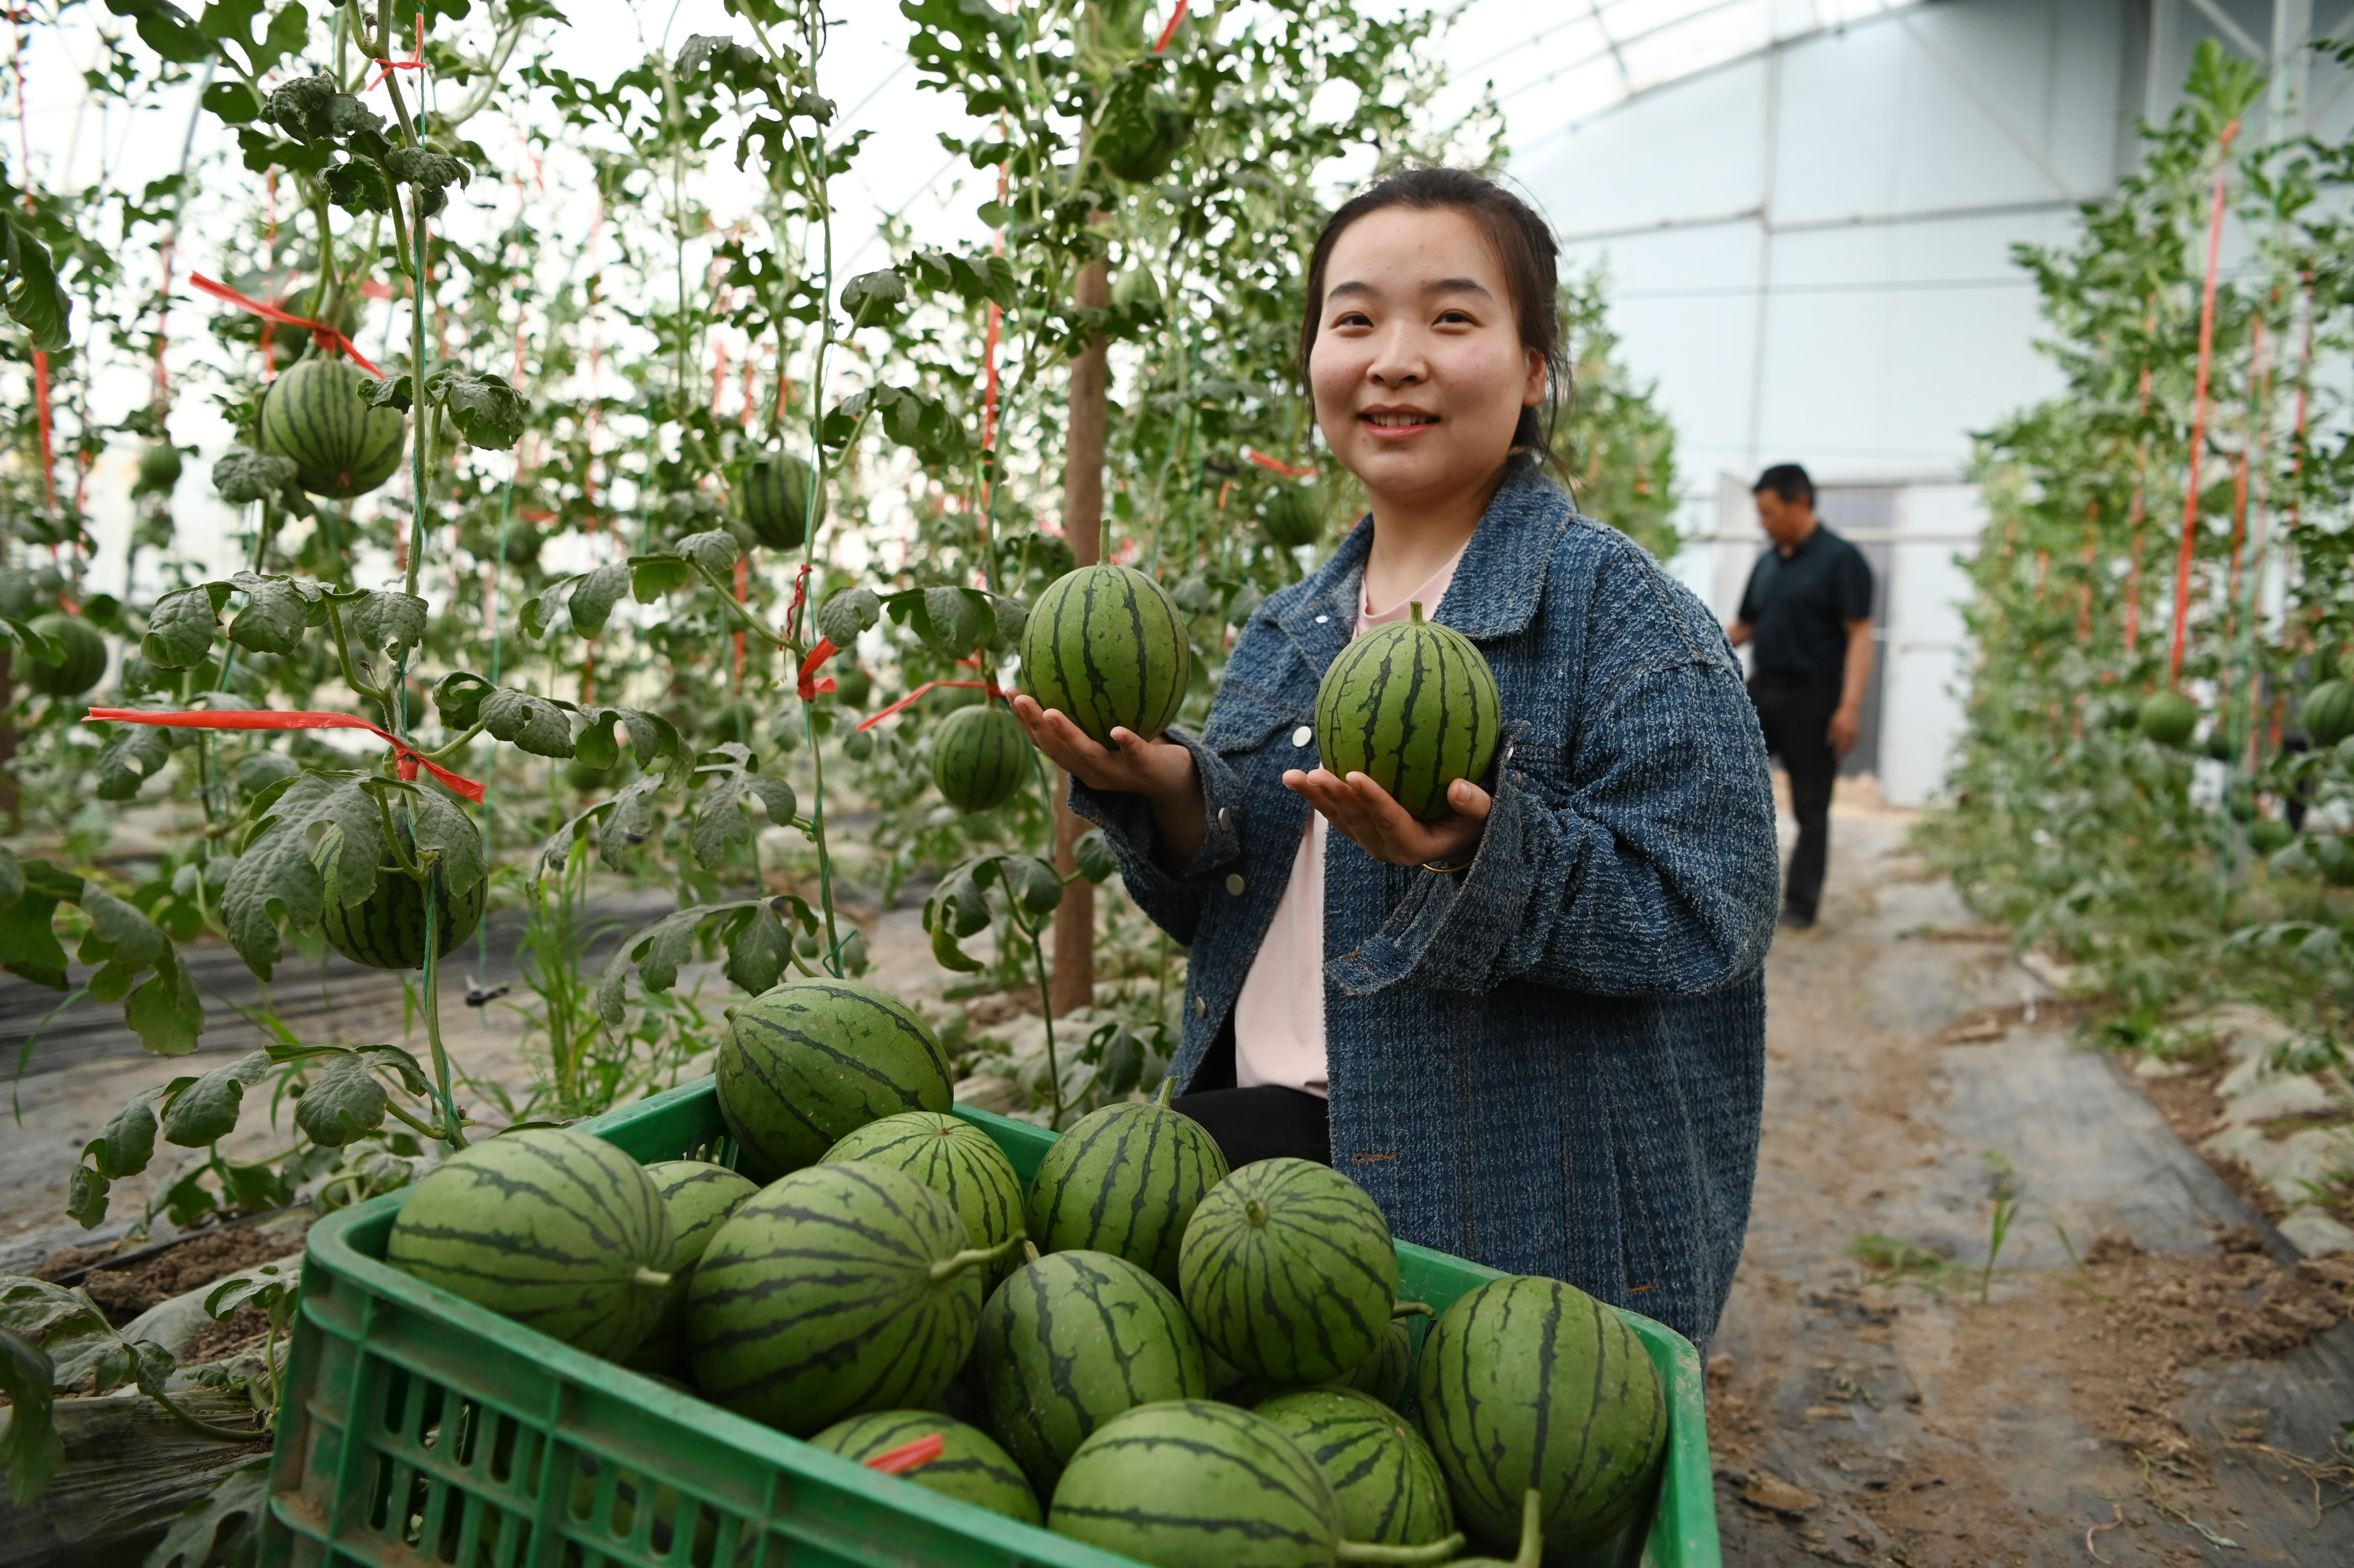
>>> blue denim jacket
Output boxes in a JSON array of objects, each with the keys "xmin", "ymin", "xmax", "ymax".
[{"xmin": 1069, "ymin": 472, "xmax": 1778, "ymax": 1349}]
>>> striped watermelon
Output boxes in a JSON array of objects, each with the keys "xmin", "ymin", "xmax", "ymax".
[
  {"xmin": 1329, "ymin": 1309, "xmax": 1421, "ymax": 1408},
  {"xmin": 385, "ymin": 1129, "xmax": 674, "ymax": 1358},
  {"xmin": 1413, "ymin": 1276, "xmax": 1667, "ymax": 1558},
  {"xmin": 822, "ymin": 1111, "xmax": 1026, "ymax": 1280},
  {"xmin": 1048, "ymin": 1400, "xmax": 1464, "ymax": 1568},
  {"xmin": 320, "ymin": 851, "xmax": 487, "ymax": 971},
  {"xmin": 717, "ymin": 978, "xmax": 955, "ymax": 1177},
  {"xmin": 2305, "ymin": 679, "xmax": 2354, "ymax": 747},
  {"xmin": 1018, "ymin": 564, "xmax": 1191, "ymax": 747},
  {"xmin": 688, "ymin": 1162, "xmax": 1006, "ymax": 1434},
  {"xmin": 23, "ymin": 613, "xmax": 106, "ymax": 698},
  {"xmin": 1260, "ymin": 484, "xmax": 1325, "ymax": 550},
  {"xmin": 624, "ymin": 1160, "xmax": 758, "ymax": 1375},
  {"xmin": 974, "ymin": 1247, "xmax": 1209, "ymax": 1489},
  {"xmin": 2137, "ymin": 689, "xmax": 2199, "ymax": 748},
  {"xmin": 1027, "ymin": 1077, "xmax": 1228, "ymax": 1290},
  {"xmin": 1179, "ymin": 1157, "xmax": 1397, "ymax": 1386},
  {"xmin": 1252, "ymin": 1388, "xmax": 1455, "ymax": 1548},
  {"xmin": 931, "ymin": 703, "xmax": 1031, "ymax": 813},
  {"xmin": 1314, "ymin": 602, "xmax": 1501, "ymax": 821},
  {"xmin": 809, "ymin": 1409, "xmax": 1041, "ymax": 1524},
  {"xmin": 259, "ymin": 356, "xmax": 406, "ymax": 499},
  {"xmin": 136, "ymin": 441, "xmax": 183, "ymax": 494},
  {"xmin": 738, "ymin": 451, "xmax": 810, "ymax": 551}
]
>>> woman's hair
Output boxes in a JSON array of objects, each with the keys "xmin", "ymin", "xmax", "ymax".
[{"xmin": 1299, "ymin": 165, "xmax": 1569, "ymax": 475}]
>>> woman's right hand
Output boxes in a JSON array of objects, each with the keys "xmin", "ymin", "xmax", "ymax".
[{"xmin": 1010, "ymin": 695, "xmax": 1206, "ymax": 866}]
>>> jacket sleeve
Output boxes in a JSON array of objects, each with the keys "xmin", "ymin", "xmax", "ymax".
[
  {"xmin": 1327, "ymin": 652, "xmax": 1780, "ymax": 1000},
  {"xmin": 1065, "ymin": 728, "xmax": 1249, "ymax": 949}
]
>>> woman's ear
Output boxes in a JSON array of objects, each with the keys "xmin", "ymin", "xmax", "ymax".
[{"xmin": 1523, "ymin": 346, "xmax": 1548, "ymax": 409}]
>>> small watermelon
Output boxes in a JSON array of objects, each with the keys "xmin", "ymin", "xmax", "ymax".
[
  {"xmin": 1027, "ymin": 1077, "xmax": 1228, "ymax": 1290},
  {"xmin": 135, "ymin": 441, "xmax": 184, "ymax": 495},
  {"xmin": 808, "ymin": 1409, "xmax": 1041, "ymax": 1524},
  {"xmin": 1253, "ymin": 1388, "xmax": 1454, "ymax": 1548},
  {"xmin": 2250, "ymin": 817, "xmax": 2293, "ymax": 855},
  {"xmin": 1048, "ymin": 1400, "xmax": 1463, "ymax": 1568},
  {"xmin": 822, "ymin": 1111, "xmax": 1026, "ymax": 1279},
  {"xmin": 688, "ymin": 1162, "xmax": 1007, "ymax": 1435},
  {"xmin": 717, "ymin": 978, "xmax": 955, "ymax": 1177},
  {"xmin": 1328, "ymin": 1305, "xmax": 1423, "ymax": 1408},
  {"xmin": 320, "ymin": 852, "xmax": 488, "ymax": 971},
  {"xmin": 624, "ymin": 1160, "xmax": 758, "ymax": 1375},
  {"xmin": 931, "ymin": 703, "xmax": 1031, "ymax": 813},
  {"xmin": 1314, "ymin": 601, "xmax": 1501, "ymax": 821},
  {"xmin": 975, "ymin": 1246, "xmax": 1209, "ymax": 1489},
  {"xmin": 385, "ymin": 1129, "xmax": 674, "ymax": 1357},
  {"xmin": 1094, "ymin": 92, "xmax": 1189, "ymax": 184},
  {"xmin": 1260, "ymin": 484, "xmax": 1325, "ymax": 550},
  {"xmin": 738, "ymin": 451, "xmax": 811, "ymax": 551},
  {"xmin": 2314, "ymin": 834, "xmax": 2354, "ymax": 887},
  {"xmin": 1019, "ymin": 564, "xmax": 1192, "ymax": 747},
  {"xmin": 1180, "ymin": 1157, "xmax": 1397, "ymax": 1387},
  {"xmin": 22, "ymin": 613, "xmax": 107, "ymax": 698},
  {"xmin": 2304, "ymin": 679, "xmax": 2354, "ymax": 747},
  {"xmin": 2137, "ymin": 689, "xmax": 2199, "ymax": 748},
  {"xmin": 260, "ymin": 356, "xmax": 407, "ymax": 499},
  {"xmin": 1414, "ymin": 1276, "xmax": 1666, "ymax": 1558},
  {"xmin": 1111, "ymin": 264, "xmax": 1162, "ymax": 310}
]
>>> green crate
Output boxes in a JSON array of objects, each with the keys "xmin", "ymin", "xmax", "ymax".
[{"xmin": 261, "ymin": 1076, "xmax": 1720, "ymax": 1567}]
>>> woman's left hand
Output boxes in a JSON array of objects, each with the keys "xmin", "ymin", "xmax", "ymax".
[{"xmin": 1283, "ymin": 768, "xmax": 1492, "ymax": 869}]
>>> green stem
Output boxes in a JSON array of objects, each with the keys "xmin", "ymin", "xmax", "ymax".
[
  {"xmin": 421, "ymin": 857, "xmax": 464, "ymax": 1152},
  {"xmin": 1334, "ymin": 1534, "xmax": 1467, "ymax": 1566},
  {"xmin": 927, "ymin": 1236, "xmax": 1017, "ymax": 1285},
  {"xmin": 148, "ymin": 1388, "xmax": 266, "ymax": 1445},
  {"xmin": 1025, "ymin": 912, "xmax": 1063, "ymax": 1129}
]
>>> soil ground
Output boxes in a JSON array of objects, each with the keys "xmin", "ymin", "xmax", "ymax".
[
  {"xmin": 5, "ymin": 792, "xmax": 2351, "ymax": 1565},
  {"xmin": 1716, "ymin": 794, "xmax": 2354, "ymax": 1567}
]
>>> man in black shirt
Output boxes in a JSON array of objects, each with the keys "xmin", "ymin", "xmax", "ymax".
[{"xmin": 1729, "ymin": 464, "xmax": 1874, "ymax": 930}]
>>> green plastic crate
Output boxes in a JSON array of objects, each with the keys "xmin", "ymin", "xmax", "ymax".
[{"xmin": 261, "ymin": 1076, "xmax": 1721, "ymax": 1567}]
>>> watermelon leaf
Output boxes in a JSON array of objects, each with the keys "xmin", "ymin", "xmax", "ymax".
[
  {"xmin": 295, "ymin": 1052, "xmax": 388, "ymax": 1145},
  {"xmin": 433, "ymin": 670, "xmax": 494, "ymax": 729},
  {"xmin": 816, "ymin": 585, "xmax": 881, "ymax": 648},
  {"xmin": 160, "ymin": 1050, "xmax": 272, "ymax": 1147},
  {"xmin": 0, "ymin": 847, "xmax": 21, "ymax": 909},
  {"xmin": 629, "ymin": 553, "xmax": 697, "ymax": 602},
  {"xmin": 211, "ymin": 445, "xmax": 299, "ymax": 505},
  {"xmin": 0, "ymin": 207, "xmax": 70, "ymax": 354},
  {"xmin": 1001, "ymin": 855, "xmax": 1063, "ymax": 917},
  {"xmin": 599, "ymin": 772, "xmax": 671, "ymax": 871},
  {"xmin": 0, "ymin": 885, "xmax": 69, "ymax": 989},
  {"xmin": 681, "ymin": 528, "xmax": 740, "ymax": 577},
  {"xmin": 121, "ymin": 947, "xmax": 204, "ymax": 1057},
  {"xmin": 348, "ymin": 589, "xmax": 428, "ymax": 661},
  {"xmin": 724, "ymin": 903, "xmax": 792, "ymax": 995},
  {"xmin": 0, "ymin": 1328, "xmax": 63, "ymax": 1507},
  {"xmin": 1074, "ymin": 829, "xmax": 1117, "ymax": 883},
  {"xmin": 569, "ymin": 563, "xmax": 632, "ymax": 637},
  {"xmin": 689, "ymin": 744, "xmax": 799, "ymax": 871},
  {"xmin": 576, "ymin": 704, "xmax": 680, "ymax": 770},
  {"xmin": 480, "ymin": 687, "xmax": 577, "ymax": 757},
  {"xmin": 141, "ymin": 582, "xmax": 231, "ymax": 670},
  {"xmin": 224, "ymin": 771, "xmax": 388, "ymax": 979},
  {"xmin": 94, "ymin": 724, "xmax": 173, "ymax": 800},
  {"xmin": 362, "ymin": 778, "xmax": 487, "ymax": 900},
  {"xmin": 226, "ymin": 571, "xmax": 319, "ymax": 655},
  {"xmin": 424, "ymin": 365, "xmax": 526, "ymax": 450},
  {"xmin": 87, "ymin": 1092, "xmax": 159, "ymax": 1180}
]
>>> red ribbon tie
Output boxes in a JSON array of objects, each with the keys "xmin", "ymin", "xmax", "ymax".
[
  {"xmin": 797, "ymin": 638, "xmax": 840, "ymax": 702},
  {"xmin": 84, "ymin": 708, "xmax": 485, "ymax": 802},
  {"xmin": 370, "ymin": 16, "xmax": 426, "ymax": 92},
  {"xmin": 864, "ymin": 1432, "xmax": 945, "ymax": 1475},
  {"xmin": 190, "ymin": 274, "xmax": 385, "ymax": 378}
]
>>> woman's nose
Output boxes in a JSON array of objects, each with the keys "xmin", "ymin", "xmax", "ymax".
[{"xmin": 1367, "ymin": 329, "xmax": 1425, "ymax": 385}]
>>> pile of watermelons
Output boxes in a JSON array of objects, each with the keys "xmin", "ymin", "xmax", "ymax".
[{"xmin": 384, "ymin": 973, "xmax": 1668, "ymax": 1568}]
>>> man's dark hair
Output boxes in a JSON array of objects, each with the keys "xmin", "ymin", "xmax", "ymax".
[
  {"xmin": 1754, "ymin": 464, "xmax": 1814, "ymax": 507},
  {"xmin": 1300, "ymin": 166, "xmax": 1569, "ymax": 475}
]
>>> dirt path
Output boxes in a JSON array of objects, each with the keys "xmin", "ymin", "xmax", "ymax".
[{"xmin": 1715, "ymin": 800, "xmax": 2354, "ymax": 1567}]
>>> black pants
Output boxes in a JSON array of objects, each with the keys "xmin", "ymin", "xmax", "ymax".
[
  {"xmin": 1171, "ymin": 1086, "xmax": 1331, "ymax": 1169},
  {"xmin": 1748, "ymin": 670, "xmax": 1843, "ymax": 921}
]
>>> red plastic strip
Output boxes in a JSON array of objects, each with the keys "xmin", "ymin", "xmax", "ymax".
[
  {"xmin": 1240, "ymin": 446, "xmax": 1316, "ymax": 480},
  {"xmin": 797, "ymin": 637, "xmax": 840, "ymax": 702},
  {"xmin": 370, "ymin": 16, "xmax": 426, "ymax": 92},
  {"xmin": 190, "ymin": 273, "xmax": 387, "ymax": 378},
  {"xmin": 1153, "ymin": 0, "xmax": 1188, "ymax": 53},
  {"xmin": 864, "ymin": 1433, "xmax": 944, "ymax": 1475},
  {"xmin": 854, "ymin": 678, "xmax": 1003, "ymax": 732},
  {"xmin": 84, "ymin": 708, "xmax": 485, "ymax": 802},
  {"xmin": 2170, "ymin": 120, "xmax": 2237, "ymax": 687}
]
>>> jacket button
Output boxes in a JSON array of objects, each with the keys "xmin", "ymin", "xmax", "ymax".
[
  {"xmin": 1224, "ymin": 873, "xmax": 1246, "ymax": 896},
  {"xmin": 1315, "ymin": 614, "xmax": 1330, "ymax": 624},
  {"xmin": 1218, "ymin": 806, "xmax": 1234, "ymax": 832},
  {"xmin": 1195, "ymin": 997, "xmax": 1208, "ymax": 1018},
  {"xmin": 1292, "ymin": 725, "xmax": 1312, "ymax": 747}
]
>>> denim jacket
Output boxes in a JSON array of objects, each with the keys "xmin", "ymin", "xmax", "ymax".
[{"xmin": 1068, "ymin": 472, "xmax": 1778, "ymax": 1349}]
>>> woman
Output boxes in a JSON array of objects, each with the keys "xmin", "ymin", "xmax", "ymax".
[{"xmin": 1010, "ymin": 166, "xmax": 1778, "ymax": 1350}]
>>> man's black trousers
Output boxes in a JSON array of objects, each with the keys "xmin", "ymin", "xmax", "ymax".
[{"xmin": 1747, "ymin": 670, "xmax": 1843, "ymax": 921}]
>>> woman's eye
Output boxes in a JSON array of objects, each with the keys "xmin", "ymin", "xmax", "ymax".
[
  {"xmin": 1333, "ymin": 311, "xmax": 1370, "ymax": 327},
  {"xmin": 1436, "ymin": 309, "xmax": 1473, "ymax": 324}
]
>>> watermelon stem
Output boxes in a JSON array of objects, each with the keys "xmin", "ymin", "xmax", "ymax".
[
  {"xmin": 1391, "ymin": 1300, "xmax": 1433, "ymax": 1319},
  {"xmin": 1408, "ymin": 600, "xmax": 1424, "ymax": 623},
  {"xmin": 1336, "ymin": 1531, "xmax": 1464, "ymax": 1565},
  {"xmin": 632, "ymin": 1265, "xmax": 675, "ymax": 1291},
  {"xmin": 928, "ymin": 1236, "xmax": 1018, "ymax": 1286}
]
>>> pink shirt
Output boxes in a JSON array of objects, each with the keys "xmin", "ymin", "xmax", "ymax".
[{"xmin": 1231, "ymin": 545, "xmax": 1468, "ymax": 1096}]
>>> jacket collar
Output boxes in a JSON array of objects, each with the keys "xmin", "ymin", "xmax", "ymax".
[{"xmin": 1272, "ymin": 469, "xmax": 1571, "ymax": 651}]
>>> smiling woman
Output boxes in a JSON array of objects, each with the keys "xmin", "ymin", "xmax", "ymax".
[{"xmin": 1012, "ymin": 166, "xmax": 1781, "ymax": 1351}]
